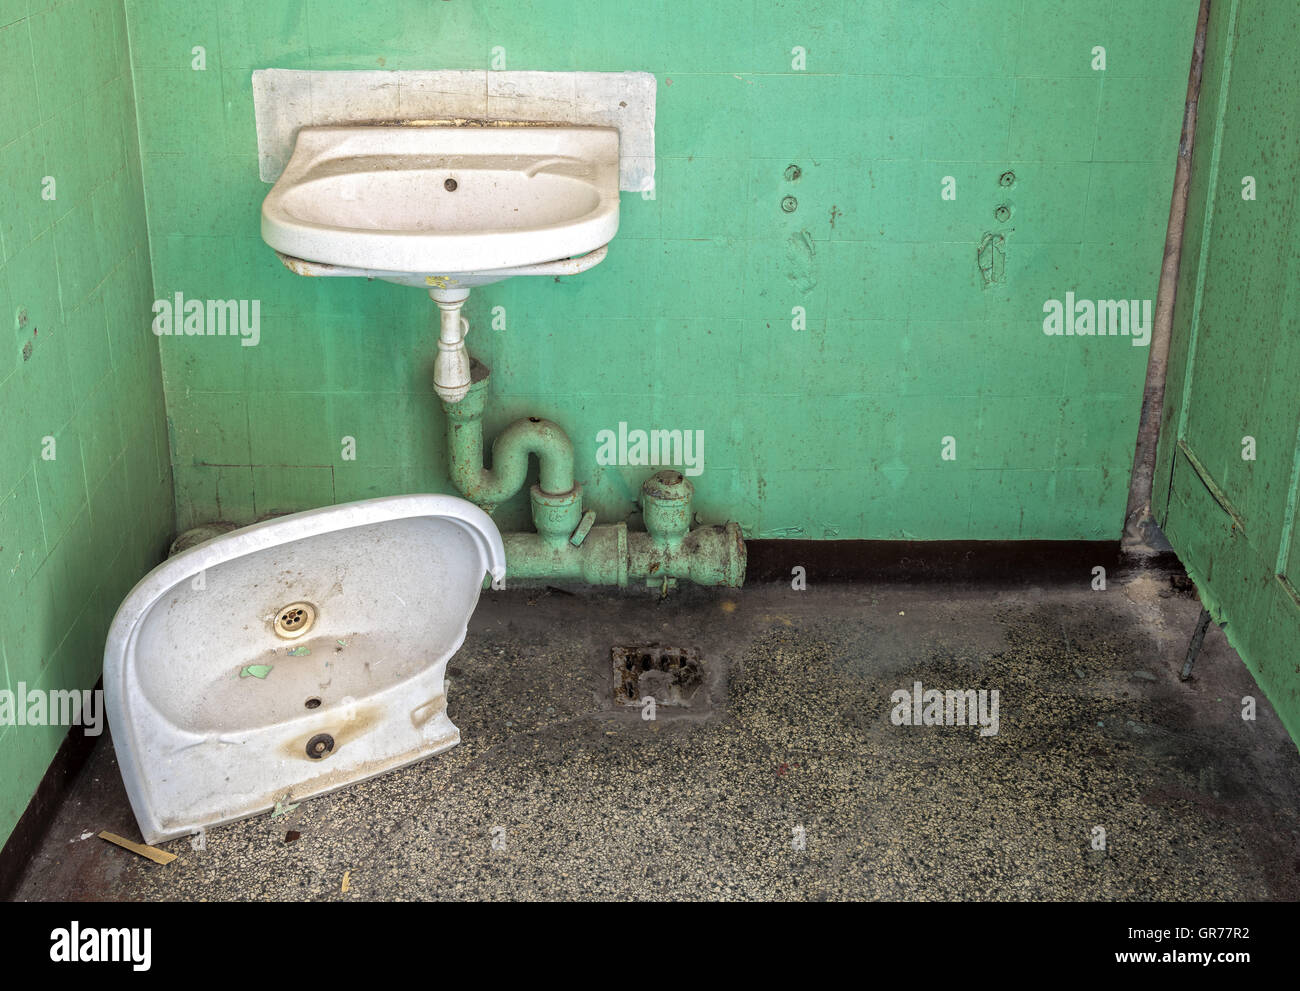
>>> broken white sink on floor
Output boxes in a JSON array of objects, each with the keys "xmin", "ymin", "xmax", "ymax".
[
  {"xmin": 260, "ymin": 123, "xmax": 621, "ymax": 289},
  {"xmin": 104, "ymin": 495, "xmax": 505, "ymax": 844}
]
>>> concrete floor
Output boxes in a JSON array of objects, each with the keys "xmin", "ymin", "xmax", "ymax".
[{"xmin": 13, "ymin": 570, "xmax": 1300, "ymax": 901}]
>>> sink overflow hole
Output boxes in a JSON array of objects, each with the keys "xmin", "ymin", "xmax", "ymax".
[
  {"xmin": 444, "ymin": 178, "xmax": 458, "ymax": 192},
  {"xmin": 305, "ymin": 697, "xmax": 321, "ymax": 709}
]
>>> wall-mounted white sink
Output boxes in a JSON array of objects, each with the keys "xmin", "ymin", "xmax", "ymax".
[
  {"xmin": 261, "ymin": 122, "xmax": 621, "ymax": 401},
  {"xmin": 261, "ymin": 123, "xmax": 620, "ymax": 290}
]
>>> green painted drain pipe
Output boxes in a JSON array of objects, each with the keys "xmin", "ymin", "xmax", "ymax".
[
  {"xmin": 440, "ymin": 360, "xmax": 745, "ymax": 588},
  {"xmin": 445, "ymin": 362, "xmax": 575, "ymax": 508},
  {"xmin": 502, "ymin": 519, "xmax": 746, "ymax": 588}
]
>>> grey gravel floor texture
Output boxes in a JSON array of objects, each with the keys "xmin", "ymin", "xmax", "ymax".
[{"xmin": 13, "ymin": 574, "xmax": 1300, "ymax": 901}]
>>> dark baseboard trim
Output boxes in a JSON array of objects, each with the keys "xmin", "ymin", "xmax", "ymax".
[
  {"xmin": 744, "ymin": 539, "xmax": 1184, "ymax": 584},
  {"xmin": 0, "ymin": 678, "xmax": 103, "ymax": 901}
]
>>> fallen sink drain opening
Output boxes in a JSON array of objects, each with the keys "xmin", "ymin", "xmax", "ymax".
[
  {"xmin": 612, "ymin": 644, "xmax": 706, "ymax": 709},
  {"xmin": 274, "ymin": 601, "xmax": 316, "ymax": 639},
  {"xmin": 306, "ymin": 733, "xmax": 335, "ymax": 759}
]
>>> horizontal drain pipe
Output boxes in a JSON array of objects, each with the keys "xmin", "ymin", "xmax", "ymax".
[
  {"xmin": 501, "ymin": 491, "xmax": 747, "ymax": 589},
  {"xmin": 440, "ymin": 360, "xmax": 745, "ymax": 588}
]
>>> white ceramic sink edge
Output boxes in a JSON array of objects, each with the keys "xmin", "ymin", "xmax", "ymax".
[{"xmin": 261, "ymin": 123, "xmax": 621, "ymax": 278}]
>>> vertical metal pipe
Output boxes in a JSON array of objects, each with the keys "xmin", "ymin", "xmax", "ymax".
[
  {"xmin": 1180, "ymin": 607, "xmax": 1214, "ymax": 681},
  {"xmin": 1124, "ymin": 0, "xmax": 1211, "ymax": 550}
]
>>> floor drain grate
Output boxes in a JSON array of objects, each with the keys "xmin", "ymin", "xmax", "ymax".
[{"xmin": 612, "ymin": 644, "xmax": 705, "ymax": 708}]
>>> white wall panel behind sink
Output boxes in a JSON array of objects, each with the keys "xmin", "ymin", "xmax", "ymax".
[{"xmin": 253, "ymin": 69, "xmax": 656, "ymax": 192}]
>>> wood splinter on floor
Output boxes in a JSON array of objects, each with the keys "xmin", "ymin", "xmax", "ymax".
[{"xmin": 98, "ymin": 831, "xmax": 178, "ymax": 866}]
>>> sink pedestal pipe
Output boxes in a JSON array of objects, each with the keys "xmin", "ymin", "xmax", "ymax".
[{"xmin": 431, "ymin": 287, "xmax": 473, "ymax": 404}]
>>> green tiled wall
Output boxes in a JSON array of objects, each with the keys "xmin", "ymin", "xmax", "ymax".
[
  {"xmin": 0, "ymin": 0, "xmax": 174, "ymax": 848},
  {"xmin": 126, "ymin": 0, "xmax": 1196, "ymax": 539}
]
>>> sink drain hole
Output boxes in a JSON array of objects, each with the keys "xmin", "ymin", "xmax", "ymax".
[
  {"xmin": 274, "ymin": 601, "xmax": 316, "ymax": 639},
  {"xmin": 306, "ymin": 733, "xmax": 334, "ymax": 759}
]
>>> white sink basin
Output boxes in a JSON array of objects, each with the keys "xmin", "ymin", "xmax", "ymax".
[
  {"xmin": 261, "ymin": 123, "xmax": 620, "ymax": 289},
  {"xmin": 104, "ymin": 495, "xmax": 506, "ymax": 842}
]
